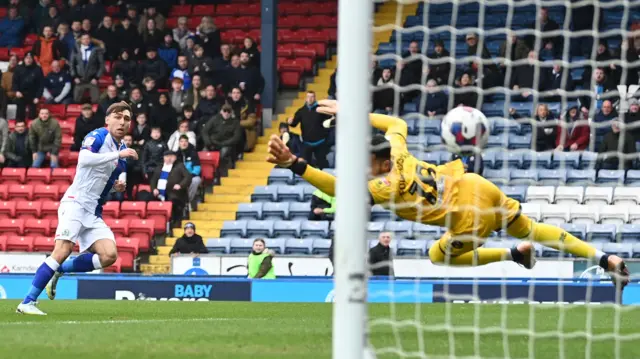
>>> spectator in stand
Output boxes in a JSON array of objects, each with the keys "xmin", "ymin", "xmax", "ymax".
[
  {"xmin": 543, "ymin": 64, "xmax": 575, "ymax": 102},
  {"xmin": 176, "ymin": 135, "xmax": 201, "ymax": 204},
  {"xmin": 213, "ymin": 43, "xmax": 231, "ymax": 74},
  {"xmin": 57, "ymin": 22, "xmax": 76, "ymax": 57},
  {"xmin": 70, "ymin": 20, "xmax": 83, "ymax": 40},
  {"xmin": 81, "ymin": 19, "xmax": 95, "ymax": 37},
  {"xmin": 398, "ymin": 41, "xmax": 426, "ymax": 102},
  {"xmin": 112, "ymin": 49, "xmax": 138, "ymax": 86},
  {"xmin": 571, "ymin": 3, "xmax": 604, "ymax": 57},
  {"xmin": 453, "ymin": 72, "xmax": 478, "ymax": 108},
  {"xmin": 13, "ymin": 52, "xmax": 44, "ymax": 122},
  {"xmin": 526, "ymin": 7, "xmax": 562, "ymax": 57},
  {"xmin": 138, "ymin": 47, "xmax": 168, "ymax": 87},
  {"xmin": 531, "ymin": 104, "xmax": 558, "ymax": 151},
  {"xmin": 169, "ymin": 222, "xmax": 207, "ymax": 255},
  {"xmin": 141, "ymin": 76, "xmax": 159, "ymax": 108},
  {"xmin": 98, "ymin": 85, "xmax": 119, "ymax": 115},
  {"xmin": 236, "ymin": 51, "xmax": 264, "ymax": 101},
  {"xmin": 29, "ymin": 108, "xmax": 61, "ymax": 168},
  {"xmin": 143, "ymin": 127, "xmax": 168, "ymax": 178},
  {"xmin": 170, "ymin": 55, "xmax": 192, "ymax": 90},
  {"xmin": 279, "ymin": 122, "xmax": 302, "ymax": 158},
  {"xmin": 41, "ymin": 6, "xmax": 62, "ymax": 36},
  {"xmin": 424, "ymin": 79, "xmax": 448, "ymax": 117},
  {"xmin": 150, "ymin": 150, "xmax": 191, "ymax": 224},
  {"xmin": 599, "ymin": 120, "xmax": 636, "ymax": 170},
  {"xmin": 94, "ymin": 15, "xmax": 118, "ymax": 61},
  {"xmin": 33, "ymin": 0, "xmax": 52, "ymax": 34},
  {"xmin": 9, "ymin": 0, "xmax": 29, "ymax": 25},
  {"xmin": 196, "ymin": 85, "xmax": 222, "ymax": 120},
  {"xmin": 183, "ymin": 36, "xmax": 197, "ymax": 64},
  {"xmin": 71, "ymin": 103, "xmax": 102, "ymax": 151},
  {"xmin": 203, "ymin": 104, "xmax": 243, "ymax": 171},
  {"xmin": 169, "ymin": 78, "xmax": 188, "ymax": 114},
  {"xmin": 159, "ymin": 32, "xmax": 180, "ymax": 70},
  {"xmin": 196, "ymin": 16, "xmax": 221, "ymax": 58},
  {"xmin": 465, "ymin": 32, "xmax": 494, "ymax": 67},
  {"xmin": 115, "ymin": 16, "xmax": 141, "ymax": 59},
  {"xmin": 619, "ymin": 34, "xmax": 640, "ymax": 86},
  {"xmin": 129, "ymin": 87, "xmax": 149, "ymax": 118},
  {"xmin": 190, "ymin": 44, "xmax": 214, "ymax": 84},
  {"xmin": 168, "ymin": 120, "xmax": 196, "ymax": 151},
  {"xmin": 288, "ymin": 91, "xmax": 332, "ymax": 169},
  {"xmin": 328, "ymin": 69, "xmax": 337, "ymax": 99},
  {"xmin": 243, "ymin": 37, "xmax": 261, "ymax": 68},
  {"xmin": 582, "ymin": 40, "xmax": 618, "ymax": 87},
  {"xmin": 556, "ymin": 106, "xmax": 590, "ymax": 151},
  {"xmin": 511, "ymin": 51, "xmax": 548, "ymax": 101},
  {"xmin": 32, "ymin": 25, "xmax": 67, "ymax": 76},
  {"xmin": 125, "ymin": 4, "xmax": 139, "ymax": 26},
  {"xmin": 372, "ymin": 68, "xmax": 396, "ymax": 114},
  {"xmin": 43, "ymin": 60, "xmax": 72, "ymax": 105},
  {"xmin": 141, "ymin": 19, "xmax": 163, "ymax": 49},
  {"xmin": 428, "ymin": 40, "xmax": 451, "ymax": 85},
  {"xmin": 70, "ymin": 33, "xmax": 105, "ymax": 104},
  {"xmin": 83, "ymin": 0, "xmax": 105, "ymax": 28},
  {"xmin": 132, "ymin": 112, "xmax": 150, "ymax": 149},
  {"xmin": 369, "ymin": 232, "xmax": 394, "ymax": 277},
  {"xmin": 247, "ymin": 238, "xmax": 275, "ymax": 279},
  {"xmin": 498, "ymin": 32, "xmax": 530, "ymax": 67},
  {"xmin": 122, "ymin": 134, "xmax": 144, "ymax": 200},
  {"xmin": 173, "ymin": 16, "xmax": 191, "ymax": 51},
  {"xmin": 1, "ymin": 55, "xmax": 17, "ymax": 102},
  {"xmin": 0, "ymin": 118, "xmax": 7, "ymax": 167},
  {"xmin": 4, "ymin": 120, "xmax": 31, "ymax": 168},
  {"xmin": 227, "ymin": 87, "xmax": 258, "ymax": 152},
  {"xmin": 581, "ymin": 67, "xmax": 616, "ymax": 111},
  {"xmin": 188, "ymin": 74, "xmax": 203, "ymax": 110},
  {"xmin": 138, "ymin": 5, "xmax": 165, "ymax": 34},
  {"xmin": 150, "ymin": 93, "xmax": 178, "ymax": 140},
  {"xmin": 114, "ymin": 74, "xmax": 130, "ymax": 100},
  {"xmin": 625, "ymin": 99, "xmax": 640, "ymax": 141},
  {"xmin": 593, "ymin": 99, "xmax": 619, "ymax": 139},
  {"xmin": 309, "ymin": 189, "xmax": 335, "ymax": 221},
  {"xmin": 64, "ymin": 0, "xmax": 84, "ymax": 25},
  {"xmin": 0, "ymin": 6, "xmax": 26, "ymax": 48}
]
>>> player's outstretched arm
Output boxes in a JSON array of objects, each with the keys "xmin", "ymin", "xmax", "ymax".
[
  {"xmin": 78, "ymin": 148, "xmax": 138, "ymax": 167},
  {"xmin": 266, "ymin": 135, "xmax": 336, "ymax": 196}
]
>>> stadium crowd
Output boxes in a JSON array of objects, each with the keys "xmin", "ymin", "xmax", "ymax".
[{"xmin": 0, "ymin": 0, "xmax": 265, "ymax": 225}]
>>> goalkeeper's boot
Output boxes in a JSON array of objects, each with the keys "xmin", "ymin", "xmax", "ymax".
[
  {"xmin": 513, "ymin": 242, "xmax": 536, "ymax": 269},
  {"xmin": 16, "ymin": 301, "xmax": 46, "ymax": 316},
  {"xmin": 605, "ymin": 255, "xmax": 630, "ymax": 292},
  {"xmin": 46, "ymin": 272, "xmax": 62, "ymax": 300}
]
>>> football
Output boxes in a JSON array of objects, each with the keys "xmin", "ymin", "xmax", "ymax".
[{"xmin": 441, "ymin": 106, "xmax": 491, "ymax": 154}]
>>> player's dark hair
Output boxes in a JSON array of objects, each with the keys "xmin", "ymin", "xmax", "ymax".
[
  {"xmin": 371, "ymin": 134, "xmax": 391, "ymax": 160},
  {"xmin": 106, "ymin": 101, "xmax": 132, "ymax": 116}
]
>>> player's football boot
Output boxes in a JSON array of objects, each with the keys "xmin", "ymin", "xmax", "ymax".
[
  {"xmin": 16, "ymin": 301, "xmax": 46, "ymax": 316},
  {"xmin": 606, "ymin": 256, "xmax": 630, "ymax": 293},
  {"xmin": 46, "ymin": 272, "xmax": 63, "ymax": 300},
  {"xmin": 514, "ymin": 242, "xmax": 536, "ymax": 269}
]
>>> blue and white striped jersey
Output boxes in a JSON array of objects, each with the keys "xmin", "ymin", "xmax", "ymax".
[{"xmin": 60, "ymin": 127, "xmax": 127, "ymax": 217}]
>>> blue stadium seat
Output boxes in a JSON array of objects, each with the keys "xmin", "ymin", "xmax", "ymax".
[
  {"xmin": 551, "ymin": 152, "xmax": 581, "ymax": 169},
  {"xmin": 633, "ymin": 243, "xmax": 640, "ymax": 258},
  {"xmin": 289, "ymin": 202, "xmax": 311, "ymax": 220},
  {"xmin": 495, "ymin": 151, "xmax": 524, "ymax": 169},
  {"xmin": 508, "ymin": 134, "xmax": 532, "ymax": 149},
  {"xmin": 268, "ymin": 168, "xmax": 294, "ymax": 185},
  {"xmin": 229, "ymin": 238, "xmax": 254, "ymax": 254},
  {"xmin": 588, "ymin": 224, "xmax": 617, "ymax": 242},
  {"xmin": 483, "ymin": 168, "xmax": 511, "ymax": 185},
  {"xmin": 301, "ymin": 185, "xmax": 317, "ymax": 201},
  {"xmin": 247, "ymin": 220, "xmax": 274, "ymax": 238},
  {"xmin": 580, "ymin": 151, "xmax": 598, "ymax": 169},
  {"xmin": 482, "ymin": 151, "xmax": 497, "ymax": 169},
  {"xmin": 419, "ymin": 151, "xmax": 444, "ymax": 165},
  {"xmin": 406, "ymin": 135, "xmax": 422, "ymax": 146},
  {"xmin": 487, "ymin": 133, "xmax": 509, "ymax": 148},
  {"xmin": 597, "ymin": 170, "xmax": 625, "ymax": 185},
  {"xmin": 397, "ymin": 239, "xmax": 428, "ymax": 256},
  {"xmin": 371, "ymin": 205, "xmax": 393, "ymax": 222},
  {"xmin": 301, "ymin": 221, "xmax": 330, "ymax": 238},
  {"xmin": 285, "ymin": 239, "xmax": 314, "ymax": 255},
  {"xmin": 323, "ymin": 169, "xmax": 336, "ymax": 176},
  {"xmin": 491, "ymin": 117, "xmax": 521, "ymax": 134},
  {"xmin": 560, "ymin": 223, "xmax": 587, "ymax": 240},
  {"xmin": 273, "ymin": 221, "xmax": 301, "ymax": 238},
  {"xmin": 510, "ymin": 169, "xmax": 538, "ymax": 185},
  {"xmin": 420, "ymin": 119, "xmax": 442, "ymax": 135},
  {"xmin": 603, "ymin": 242, "xmax": 633, "ymax": 258},
  {"xmin": 277, "ymin": 185, "xmax": 304, "ymax": 202},
  {"xmin": 384, "ymin": 221, "xmax": 413, "ymax": 237},
  {"xmin": 500, "ymin": 185, "xmax": 527, "ymax": 202},
  {"xmin": 262, "ymin": 202, "xmax": 290, "ymax": 220},
  {"xmin": 251, "ymin": 186, "xmax": 278, "ymax": 202},
  {"xmin": 367, "ymin": 221, "xmax": 385, "ymax": 236},
  {"xmin": 220, "ymin": 221, "xmax": 248, "ymax": 238},
  {"xmin": 522, "ymin": 151, "xmax": 552, "ymax": 169},
  {"xmin": 412, "ymin": 223, "xmax": 441, "ymax": 239},
  {"xmin": 236, "ymin": 203, "xmax": 263, "ymax": 220},
  {"xmin": 538, "ymin": 169, "xmax": 567, "ymax": 186},
  {"xmin": 312, "ymin": 239, "xmax": 332, "ymax": 255},
  {"xmin": 264, "ymin": 238, "xmax": 287, "ymax": 254},
  {"xmin": 376, "ymin": 42, "xmax": 395, "ymax": 55},
  {"xmin": 206, "ymin": 238, "xmax": 231, "ymax": 254},
  {"xmin": 426, "ymin": 135, "xmax": 442, "ymax": 147},
  {"xmin": 566, "ymin": 169, "xmax": 596, "ymax": 185},
  {"xmin": 402, "ymin": 102, "xmax": 418, "ymax": 114},
  {"xmin": 618, "ymin": 224, "xmax": 640, "ymax": 242},
  {"xmin": 625, "ymin": 170, "xmax": 640, "ymax": 186},
  {"xmin": 541, "ymin": 245, "xmax": 567, "ymax": 258}
]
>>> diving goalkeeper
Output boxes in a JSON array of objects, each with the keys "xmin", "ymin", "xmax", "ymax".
[{"xmin": 266, "ymin": 100, "xmax": 629, "ymax": 291}]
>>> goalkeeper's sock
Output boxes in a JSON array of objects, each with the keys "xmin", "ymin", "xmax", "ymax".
[
  {"xmin": 22, "ymin": 257, "xmax": 59, "ymax": 304},
  {"xmin": 528, "ymin": 222, "xmax": 606, "ymax": 262},
  {"xmin": 58, "ymin": 253, "xmax": 102, "ymax": 273}
]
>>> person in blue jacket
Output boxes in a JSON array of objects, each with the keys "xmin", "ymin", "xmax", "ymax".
[
  {"xmin": 0, "ymin": 7, "xmax": 25, "ymax": 48},
  {"xmin": 176, "ymin": 134, "xmax": 202, "ymax": 205}
]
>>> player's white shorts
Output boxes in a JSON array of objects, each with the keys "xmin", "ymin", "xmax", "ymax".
[{"xmin": 54, "ymin": 201, "xmax": 115, "ymax": 252}]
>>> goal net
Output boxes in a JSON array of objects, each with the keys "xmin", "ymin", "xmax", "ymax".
[{"xmin": 334, "ymin": 0, "xmax": 640, "ymax": 358}]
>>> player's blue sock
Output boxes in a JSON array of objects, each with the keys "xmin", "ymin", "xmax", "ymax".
[
  {"xmin": 58, "ymin": 253, "xmax": 102, "ymax": 273},
  {"xmin": 22, "ymin": 257, "xmax": 59, "ymax": 304}
]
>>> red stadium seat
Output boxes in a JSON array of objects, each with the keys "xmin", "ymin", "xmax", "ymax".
[
  {"xmin": 6, "ymin": 236, "xmax": 33, "ymax": 252},
  {"xmin": 165, "ymin": 17, "xmax": 178, "ymax": 29},
  {"xmin": 293, "ymin": 45, "xmax": 317, "ymax": 59},
  {"xmin": 103, "ymin": 61, "xmax": 112, "ymax": 74},
  {"xmin": 0, "ymin": 235, "xmax": 6, "ymax": 251},
  {"xmin": 215, "ymin": 4, "xmax": 238, "ymax": 16},
  {"xmin": 128, "ymin": 220, "xmax": 154, "ymax": 252},
  {"xmin": 169, "ymin": 5, "xmax": 192, "ymax": 17},
  {"xmin": 279, "ymin": 16, "xmax": 303, "ymax": 29},
  {"xmin": 106, "ymin": 5, "xmax": 118, "ymax": 15},
  {"xmin": 10, "ymin": 47, "xmax": 26, "ymax": 59},
  {"xmin": 26, "ymin": 168, "xmax": 51, "ymax": 185},
  {"xmin": 102, "ymin": 201, "xmax": 120, "ymax": 219},
  {"xmin": 104, "ymin": 219, "xmax": 129, "ymax": 236},
  {"xmin": 193, "ymin": 5, "xmax": 214, "ymax": 15},
  {"xmin": 66, "ymin": 104, "xmax": 83, "ymax": 117},
  {"xmin": 33, "ymin": 236, "xmax": 55, "ymax": 252},
  {"xmin": 198, "ymin": 151, "xmax": 220, "ymax": 167},
  {"xmin": 8, "ymin": 184, "xmax": 33, "ymax": 201},
  {"xmin": 51, "ymin": 168, "xmax": 76, "ymax": 186},
  {"xmin": 244, "ymin": 3, "xmax": 260, "ymax": 16},
  {"xmin": 316, "ymin": 2, "xmax": 338, "ymax": 15},
  {"xmin": 41, "ymin": 104, "xmax": 66, "ymax": 117},
  {"xmin": 0, "ymin": 48, "xmax": 9, "ymax": 61},
  {"xmin": 120, "ymin": 201, "xmax": 146, "ymax": 220},
  {"xmin": 0, "ymin": 219, "xmax": 24, "ymax": 235},
  {"xmin": 0, "ymin": 184, "xmax": 8, "ymax": 200},
  {"xmin": 41, "ymin": 201, "xmax": 60, "ymax": 220},
  {"xmin": 200, "ymin": 164, "xmax": 215, "ymax": 184},
  {"xmin": 0, "ymin": 201, "xmax": 16, "ymax": 218},
  {"xmin": 34, "ymin": 185, "xmax": 60, "ymax": 201},
  {"xmin": 102, "ymin": 256, "xmax": 122, "ymax": 273},
  {"xmin": 1, "ymin": 167, "xmax": 26, "ymax": 184},
  {"xmin": 25, "ymin": 219, "xmax": 50, "ymax": 236},
  {"xmin": 57, "ymin": 184, "xmax": 69, "ymax": 198},
  {"xmin": 49, "ymin": 219, "xmax": 58, "ymax": 236},
  {"xmin": 146, "ymin": 201, "xmax": 171, "ymax": 233},
  {"xmin": 280, "ymin": 71, "xmax": 302, "ymax": 89},
  {"xmin": 61, "ymin": 134, "xmax": 74, "ymax": 149},
  {"xmin": 58, "ymin": 119, "xmax": 74, "ymax": 135},
  {"xmin": 279, "ymin": 58, "xmax": 305, "ymax": 74},
  {"xmin": 16, "ymin": 201, "xmax": 42, "ymax": 219},
  {"xmin": 116, "ymin": 237, "xmax": 139, "ymax": 269},
  {"xmin": 277, "ymin": 44, "xmax": 294, "ymax": 58},
  {"xmin": 59, "ymin": 151, "xmax": 79, "ymax": 167}
]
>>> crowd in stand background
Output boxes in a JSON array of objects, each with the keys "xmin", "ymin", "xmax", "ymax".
[{"xmin": 0, "ymin": 0, "xmax": 265, "ymax": 224}]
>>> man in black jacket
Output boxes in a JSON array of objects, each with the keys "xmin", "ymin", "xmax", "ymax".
[
  {"xmin": 12, "ymin": 52, "xmax": 44, "ymax": 121},
  {"xmin": 138, "ymin": 46, "xmax": 168, "ymax": 88},
  {"xmin": 170, "ymin": 222, "xmax": 208, "ymax": 255},
  {"xmin": 3, "ymin": 120, "xmax": 31, "ymax": 168},
  {"xmin": 142, "ymin": 127, "xmax": 168, "ymax": 178},
  {"xmin": 369, "ymin": 232, "xmax": 394, "ymax": 277},
  {"xmin": 177, "ymin": 135, "xmax": 202, "ymax": 204},
  {"xmin": 287, "ymin": 91, "xmax": 332, "ymax": 169},
  {"xmin": 71, "ymin": 103, "xmax": 103, "ymax": 151}
]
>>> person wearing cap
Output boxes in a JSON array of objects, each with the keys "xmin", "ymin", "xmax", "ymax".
[
  {"xmin": 248, "ymin": 239, "xmax": 275, "ymax": 279},
  {"xmin": 12, "ymin": 51, "xmax": 44, "ymax": 121},
  {"xmin": 138, "ymin": 46, "xmax": 168, "ymax": 87},
  {"xmin": 69, "ymin": 32, "xmax": 105, "ymax": 103},
  {"xmin": 170, "ymin": 222, "xmax": 207, "ymax": 255},
  {"xmin": 203, "ymin": 104, "xmax": 243, "ymax": 171},
  {"xmin": 71, "ymin": 103, "xmax": 102, "ymax": 151},
  {"xmin": 150, "ymin": 149, "xmax": 192, "ymax": 224}
]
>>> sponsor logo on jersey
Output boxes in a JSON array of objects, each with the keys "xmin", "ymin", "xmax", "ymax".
[{"xmin": 83, "ymin": 137, "xmax": 96, "ymax": 146}]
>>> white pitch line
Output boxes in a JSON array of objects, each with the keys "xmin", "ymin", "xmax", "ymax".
[{"xmin": 1, "ymin": 317, "xmax": 262, "ymax": 326}]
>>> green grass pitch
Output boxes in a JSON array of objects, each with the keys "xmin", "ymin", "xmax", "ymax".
[{"xmin": 1, "ymin": 301, "xmax": 640, "ymax": 359}]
